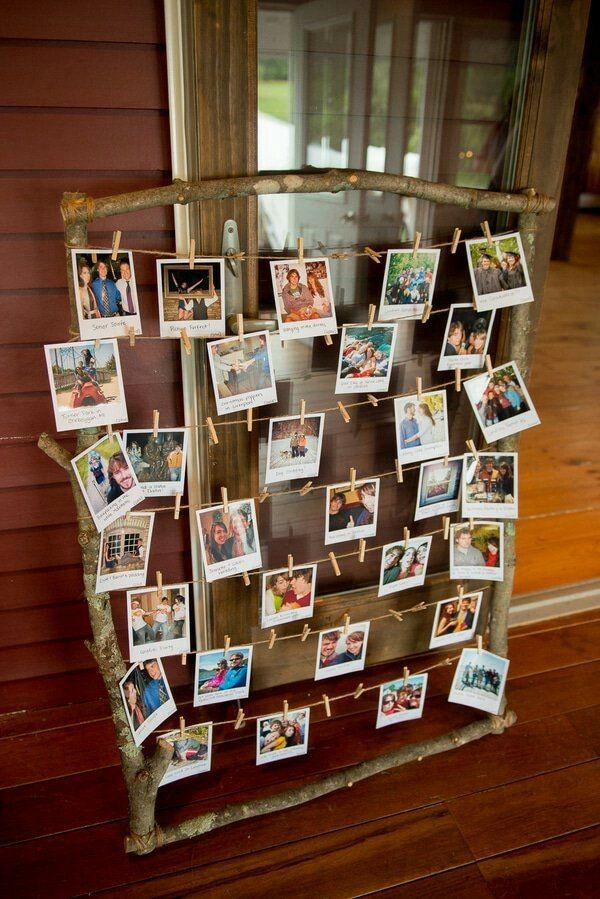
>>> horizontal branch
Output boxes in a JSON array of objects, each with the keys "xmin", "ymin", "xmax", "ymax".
[
  {"xmin": 61, "ymin": 170, "xmax": 555, "ymax": 226},
  {"xmin": 38, "ymin": 432, "xmax": 73, "ymax": 470}
]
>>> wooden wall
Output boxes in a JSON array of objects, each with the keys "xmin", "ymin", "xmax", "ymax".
[{"xmin": 0, "ymin": 1, "xmax": 193, "ymax": 715}]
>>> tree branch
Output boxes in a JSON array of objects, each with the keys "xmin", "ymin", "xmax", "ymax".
[{"xmin": 38, "ymin": 432, "xmax": 73, "ymax": 470}]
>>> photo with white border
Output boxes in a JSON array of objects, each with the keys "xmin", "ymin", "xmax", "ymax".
[
  {"xmin": 462, "ymin": 452, "xmax": 518, "ymax": 520},
  {"xmin": 378, "ymin": 248, "xmax": 441, "ymax": 321},
  {"xmin": 196, "ymin": 499, "xmax": 262, "ymax": 582},
  {"xmin": 207, "ymin": 331, "xmax": 277, "ymax": 416},
  {"xmin": 335, "ymin": 324, "xmax": 397, "ymax": 394},
  {"xmin": 394, "ymin": 389, "xmax": 449, "ymax": 466},
  {"xmin": 314, "ymin": 621, "xmax": 371, "ymax": 681},
  {"xmin": 450, "ymin": 521, "xmax": 504, "ymax": 582},
  {"xmin": 261, "ymin": 564, "xmax": 317, "ymax": 629},
  {"xmin": 194, "ymin": 645, "xmax": 253, "ymax": 706},
  {"xmin": 324, "ymin": 478, "xmax": 380, "ymax": 546},
  {"xmin": 158, "ymin": 722, "xmax": 213, "ymax": 786},
  {"xmin": 123, "ymin": 428, "xmax": 189, "ymax": 498},
  {"xmin": 376, "ymin": 673, "xmax": 428, "ymax": 728},
  {"xmin": 264, "ymin": 413, "xmax": 325, "ymax": 484},
  {"xmin": 429, "ymin": 592, "xmax": 483, "ymax": 649},
  {"xmin": 466, "ymin": 231, "xmax": 533, "ymax": 312},
  {"xmin": 437, "ymin": 305, "xmax": 496, "ymax": 371},
  {"xmin": 270, "ymin": 258, "xmax": 337, "ymax": 340},
  {"xmin": 156, "ymin": 257, "xmax": 225, "ymax": 339},
  {"xmin": 95, "ymin": 511, "xmax": 154, "ymax": 593},
  {"xmin": 414, "ymin": 456, "xmax": 463, "ymax": 522},
  {"xmin": 71, "ymin": 432, "xmax": 144, "ymax": 532},
  {"xmin": 119, "ymin": 659, "xmax": 176, "ymax": 747},
  {"xmin": 378, "ymin": 536, "xmax": 432, "ymax": 597},
  {"xmin": 127, "ymin": 583, "xmax": 190, "ymax": 663},
  {"xmin": 71, "ymin": 249, "xmax": 142, "ymax": 341},
  {"xmin": 464, "ymin": 360, "xmax": 540, "ymax": 443},
  {"xmin": 256, "ymin": 707, "xmax": 310, "ymax": 766},
  {"xmin": 449, "ymin": 647, "xmax": 509, "ymax": 715}
]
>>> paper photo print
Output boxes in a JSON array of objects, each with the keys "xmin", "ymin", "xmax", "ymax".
[
  {"xmin": 324, "ymin": 478, "xmax": 380, "ymax": 546},
  {"xmin": 71, "ymin": 249, "xmax": 141, "ymax": 340},
  {"xmin": 414, "ymin": 456, "xmax": 463, "ymax": 522},
  {"xmin": 378, "ymin": 248, "xmax": 441, "ymax": 320},
  {"xmin": 95, "ymin": 511, "xmax": 154, "ymax": 593},
  {"xmin": 270, "ymin": 258, "xmax": 337, "ymax": 340},
  {"xmin": 438, "ymin": 305, "xmax": 496, "ymax": 371},
  {"xmin": 127, "ymin": 583, "xmax": 190, "ymax": 663},
  {"xmin": 394, "ymin": 390, "xmax": 449, "ymax": 466},
  {"xmin": 376, "ymin": 673, "xmax": 428, "ymax": 728},
  {"xmin": 158, "ymin": 722, "xmax": 213, "ymax": 786},
  {"xmin": 207, "ymin": 331, "xmax": 277, "ymax": 416},
  {"xmin": 156, "ymin": 257, "xmax": 225, "ymax": 339},
  {"xmin": 194, "ymin": 645, "xmax": 253, "ymax": 707},
  {"xmin": 196, "ymin": 499, "xmax": 262, "ymax": 582},
  {"xmin": 378, "ymin": 536, "xmax": 432, "ymax": 597},
  {"xmin": 462, "ymin": 453, "xmax": 518, "ymax": 520},
  {"xmin": 450, "ymin": 521, "xmax": 504, "ymax": 582},
  {"xmin": 72, "ymin": 433, "xmax": 144, "ymax": 532},
  {"xmin": 335, "ymin": 324, "xmax": 397, "ymax": 394},
  {"xmin": 314, "ymin": 622, "xmax": 371, "ymax": 681},
  {"xmin": 44, "ymin": 340, "xmax": 128, "ymax": 432},
  {"xmin": 429, "ymin": 591, "xmax": 483, "ymax": 649},
  {"xmin": 119, "ymin": 659, "xmax": 176, "ymax": 747},
  {"xmin": 464, "ymin": 360, "xmax": 540, "ymax": 443},
  {"xmin": 466, "ymin": 231, "xmax": 533, "ymax": 312},
  {"xmin": 264, "ymin": 413, "xmax": 325, "ymax": 484},
  {"xmin": 449, "ymin": 647, "xmax": 509, "ymax": 715},
  {"xmin": 261, "ymin": 564, "xmax": 317, "ymax": 629},
  {"xmin": 256, "ymin": 707, "xmax": 310, "ymax": 766},
  {"xmin": 123, "ymin": 429, "xmax": 188, "ymax": 498}
]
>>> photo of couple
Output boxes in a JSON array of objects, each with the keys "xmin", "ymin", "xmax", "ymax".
[
  {"xmin": 449, "ymin": 647, "xmax": 509, "ymax": 715},
  {"xmin": 378, "ymin": 537, "xmax": 432, "ymax": 596},
  {"xmin": 394, "ymin": 390, "xmax": 449, "ymax": 465},
  {"xmin": 157, "ymin": 257, "xmax": 225, "ymax": 338},
  {"xmin": 95, "ymin": 511, "xmax": 155, "ymax": 593},
  {"xmin": 207, "ymin": 331, "xmax": 277, "ymax": 415},
  {"xmin": 264, "ymin": 414, "xmax": 325, "ymax": 484},
  {"xmin": 124, "ymin": 429, "xmax": 188, "ymax": 497},
  {"xmin": 335, "ymin": 324, "xmax": 397, "ymax": 393},
  {"xmin": 429, "ymin": 592, "xmax": 482, "ymax": 649},
  {"xmin": 414, "ymin": 456, "xmax": 463, "ymax": 521},
  {"xmin": 197, "ymin": 500, "xmax": 262, "ymax": 582},
  {"xmin": 194, "ymin": 646, "xmax": 253, "ymax": 706},
  {"xmin": 314, "ymin": 622, "xmax": 370, "ymax": 681},
  {"xmin": 256, "ymin": 708, "xmax": 310, "ymax": 765},
  {"xmin": 261, "ymin": 565, "xmax": 316, "ymax": 628},
  {"xmin": 438, "ymin": 305, "xmax": 495, "ymax": 371},
  {"xmin": 462, "ymin": 453, "xmax": 518, "ymax": 519},
  {"xmin": 325, "ymin": 479, "xmax": 380, "ymax": 545},
  {"xmin": 72, "ymin": 433, "xmax": 144, "ymax": 532},
  {"xmin": 270, "ymin": 258, "xmax": 337, "ymax": 339},
  {"xmin": 376, "ymin": 673, "xmax": 428, "ymax": 727},
  {"xmin": 159, "ymin": 723, "xmax": 213, "ymax": 786},
  {"xmin": 450, "ymin": 522, "xmax": 504, "ymax": 582},
  {"xmin": 119, "ymin": 658, "xmax": 176, "ymax": 747},
  {"xmin": 71, "ymin": 250, "xmax": 142, "ymax": 340},
  {"xmin": 465, "ymin": 361, "xmax": 540, "ymax": 443},
  {"xmin": 378, "ymin": 248, "xmax": 441, "ymax": 320},
  {"xmin": 466, "ymin": 231, "xmax": 533, "ymax": 311},
  {"xmin": 127, "ymin": 584, "xmax": 189, "ymax": 662}
]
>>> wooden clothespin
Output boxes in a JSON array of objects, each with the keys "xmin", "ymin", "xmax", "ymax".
[
  {"xmin": 443, "ymin": 454, "xmax": 449, "ymax": 467},
  {"xmin": 299, "ymin": 399, "xmax": 306, "ymax": 426},
  {"xmin": 106, "ymin": 423, "xmax": 113, "ymax": 438},
  {"xmin": 477, "ymin": 635, "xmax": 483, "ymax": 654},
  {"xmin": 174, "ymin": 493, "xmax": 182, "ymax": 520},
  {"xmin": 349, "ymin": 467, "xmax": 356, "ymax": 492},
  {"xmin": 179, "ymin": 716, "xmax": 185, "ymax": 738},
  {"xmin": 472, "ymin": 295, "xmax": 479, "ymax": 311},
  {"xmin": 138, "ymin": 661, "xmax": 144, "ymax": 670},
  {"xmin": 299, "ymin": 481, "xmax": 313, "ymax": 496},
  {"xmin": 242, "ymin": 571, "xmax": 251, "ymax": 586},
  {"xmin": 353, "ymin": 683, "xmax": 365, "ymax": 698},
  {"xmin": 421, "ymin": 301, "xmax": 432, "ymax": 323},
  {"xmin": 343, "ymin": 614, "xmax": 350, "ymax": 636},
  {"xmin": 485, "ymin": 354, "xmax": 494, "ymax": 377},
  {"xmin": 297, "ymin": 237, "xmax": 304, "ymax": 264},
  {"xmin": 181, "ymin": 653, "xmax": 187, "ymax": 665},
  {"xmin": 403, "ymin": 526, "xmax": 410, "ymax": 544},
  {"xmin": 389, "ymin": 609, "xmax": 403, "ymax": 622},
  {"xmin": 152, "ymin": 409, "xmax": 159, "ymax": 439},
  {"xmin": 281, "ymin": 340, "xmax": 288, "ymax": 350},
  {"xmin": 450, "ymin": 227, "xmax": 462, "ymax": 254},
  {"xmin": 395, "ymin": 459, "xmax": 403, "ymax": 483},
  {"xmin": 455, "ymin": 369, "xmax": 462, "ymax": 392},
  {"xmin": 358, "ymin": 538, "xmax": 366, "ymax": 563},
  {"xmin": 223, "ymin": 634, "xmax": 231, "ymax": 652},
  {"xmin": 258, "ymin": 487, "xmax": 270, "ymax": 504},
  {"xmin": 337, "ymin": 401, "xmax": 350, "ymax": 423},
  {"xmin": 323, "ymin": 334, "xmax": 333, "ymax": 346},
  {"xmin": 367, "ymin": 304, "xmax": 376, "ymax": 331},
  {"xmin": 236, "ymin": 313, "xmax": 244, "ymax": 339},
  {"xmin": 416, "ymin": 377, "xmax": 423, "ymax": 402},
  {"xmin": 469, "ymin": 517, "xmax": 475, "ymax": 532},
  {"xmin": 322, "ymin": 694, "xmax": 331, "ymax": 717},
  {"xmin": 234, "ymin": 708, "xmax": 245, "ymax": 730},
  {"xmin": 457, "ymin": 584, "xmax": 465, "ymax": 599},
  {"xmin": 443, "ymin": 516, "xmax": 451, "ymax": 540},
  {"xmin": 403, "ymin": 666, "xmax": 410, "ymax": 685},
  {"xmin": 91, "ymin": 251, "xmax": 97, "ymax": 264},
  {"xmin": 206, "ymin": 416, "xmax": 219, "ymax": 445},
  {"xmin": 95, "ymin": 338, "xmax": 101, "ymax": 351},
  {"xmin": 111, "ymin": 230, "xmax": 122, "ymax": 261},
  {"xmin": 301, "ymin": 624, "xmax": 311, "ymax": 642},
  {"xmin": 412, "ymin": 231, "xmax": 422, "ymax": 258},
  {"xmin": 367, "ymin": 394, "xmax": 379, "ymax": 407},
  {"xmin": 156, "ymin": 571, "xmax": 163, "ymax": 598},
  {"xmin": 221, "ymin": 487, "xmax": 229, "ymax": 514},
  {"xmin": 283, "ymin": 699, "xmax": 289, "ymax": 718},
  {"xmin": 480, "ymin": 221, "xmax": 494, "ymax": 249},
  {"xmin": 128, "ymin": 326, "xmax": 136, "ymax": 347},
  {"xmin": 329, "ymin": 551, "xmax": 341, "ymax": 576},
  {"xmin": 180, "ymin": 328, "xmax": 192, "ymax": 355},
  {"xmin": 287, "ymin": 554, "xmax": 294, "ymax": 577},
  {"xmin": 409, "ymin": 601, "xmax": 427, "ymax": 613},
  {"xmin": 246, "ymin": 408, "xmax": 253, "ymax": 432},
  {"xmin": 125, "ymin": 508, "xmax": 132, "ymax": 523},
  {"xmin": 364, "ymin": 246, "xmax": 382, "ymax": 263},
  {"xmin": 188, "ymin": 238, "xmax": 196, "ymax": 269},
  {"xmin": 268, "ymin": 629, "xmax": 277, "ymax": 649},
  {"xmin": 466, "ymin": 439, "xmax": 479, "ymax": 460}
]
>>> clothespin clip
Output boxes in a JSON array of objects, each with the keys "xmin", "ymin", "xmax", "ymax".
[
  {"xmin": 91, "ymin": 251, "xmax": 97, "ymax": 264},
  {"xmin": 301, "ymin": 624, "xmax": 311, "ymax": 642},
  {"xmin": 246, "ymin": 408, "xmax": 253, "ymax": 432},
  {"xmin": 485, "ymin": 354, "xmax": 494, "ymax": 377},
  {"xmin": 367, "ymin": 304, "xmax": 376, "ymax": 331},
  {"xmin": 403, "ymin": 667, "xmax": 410, "ymax": 685},
  {"xmin": 416, "ymin": 377, "xmax": 423, "ymax": 402},
  {"xmin": 221, "ymin": 487, "xmax": 229, "ymax": 514},
  {"xmin": 297, "ymin": 237, "xmax": 304, "ymax": 264},
  {"xmin": 421, "ymin": 301, "xmax": 432, "ymax": 323},
  {"xmin": 181, "ymin": 653, "xmax": 187, "ymax": 665},
  {"xmin": 236, "ymin": 313, "xmax": 244, "ymax": 339},
  {"xmin": 128, "ymin": 326, "xmax": 136, "ymax": 347},
  {"xmin": 174, "ymin": 493, "xmax": 182, "ymax": 520},
  {"xmin": 152, "ymin": 409, "xmax": 159, "ymax": 439},
  {"xmin": 443, "ymin": 455, "xmax": 449, "ymax": 467},
  {"xmin": 337, "ymin": 401, "xmax": 350, "ymax": 423},
  {"xmin": 322, "ymin": 694, "xmax": 331, "ymax": 717},
  {"xmin": 395, "ymin": 459, "xmax": 403, "ymax": 483},
  {"xmin": 477, "ymin": 635, "xmax": 483, "ymax": 654},
  {"xmin": 403, "ymin": 526, "xmax": 410, "ymax": 544},
  {"xmin": 206, "ymin": 416, "xmax": 219, "ymax": 445},
  {"xmin": 283, "ymin": 699, "xmax": 289, "ymax": 718},
  {"xmin": 299, "ymin": 399, "xmax": 306, "ymax": 426},
  {"xmin": 323, "ymin": 334, "xmax": 333, "ymax": 346},
  {"xmin": 234, "ymin": 708, "xmax": 245, "ymax": 730},
  {"xmin": 358, "ymin": 538, "xmax": 366, "ymax": 563},
  {"xmin": 389, "ymin": 609, "xmax": 404, "ymax": 622},
  {"xmin": 343, "ymin": 614, "xmax": 350, "ymax": 636},
  {"xmin": 224, "ymin": 634, "xmax": 231, "ymax": 652},
  {"xmin": 469, "ymin": 517, "xmax": 475, "ymax": 532},
  {"xmin": 268, "ymin": 629, "xmax": 277, "ymax": 649},
  {"xmin": 317, "ymin": 241, "xmax": 327, "ymax": 253},
  {"xmin": 457, "ymin": 584, "xmax": 465, "ymax": 599},
  {"xmin": 111, "ymin": 230, "xmax": 122, "ymax": 261},
  {"xmin": 329, "ymin": 551, "xmax": 341, "ymax": 576},
  {"xmin": 450, "ymin": 227, "xmax": 462, "ymax": 254},
  {"xmin": 156, "ymin": 571, "xmax": 163, "ymax": 597},
  {"xmin": 480, "ymin": 221, "xmax": 494, "ymax": 249},
  {"xmin": 180, "ymin": 328, "xmax": 192, "ymax": 355},
  {"xmin": 472, "ymin": 294, "xmax": 478, "ymax": 311},
  {"xmin": 188, "ymin": 238, "xmax": 196, "ymax": 269},
  {"xmin": 288, "ymin": 554, "xmax": 294, "ymax": 577},
  {"xmin": 179, "ymin": 716, "xmax": 185, "ymax": 738},
  {"xmin": 299, "ymin": 481, "xmax": 313, "ymax": 496},
  {"xmin": 466, "ymin": 439, "xmax": 479, "ymax": 460},
  {"xmin": 409, "ymin": 601, "xmax": 427, "ymax": 613},
  {"xmin": 106, "ymin": 423, "xmax": 113, "ymax": 438},
  {"xmin": 138, "ymin": 661, "xmax": 144, "ymax": 670},
  {"xmin": 455, "ymin": 369, "xmax": 462, "ymax": 392},
  {"xmin": 364, "ymin": 246, "xmax": 382, "ymax": 263},
  {"xmin": 412, "ymin": 231, "xmax": 422, "ymax": 259},
  {"xmin": 443, "ymin": 516, "xmax": 451, "ymax": 540},
  {"xmin": 349, "ymin": 467, "xmax": 356, "ymax": 492},
  {"xmin": 367, "ymin": 394, "xmax": 379, "ymax": 407},
  {"xmin": 242, "ymin": 571, "xmax": 251, "ymax": 586},
  {"xmin": 95, "ymin": 338, "xmax": 101, "ymax": 350},
  {"xmin": 258, "ymin": 487, "xmax": 270, "ymax": 504},
  {"xmin": 281, "ymin": 340, "xmax": 287, "ymax": 350},
  {"xmin": 125, "ymin": 508, "xmax": 132, "ymax": 523},
  {"xmin": 353, "ymin": 683, "xmax": 365, "ymax": 698}
]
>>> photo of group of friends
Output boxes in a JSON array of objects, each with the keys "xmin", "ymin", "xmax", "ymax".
[
  {"xmin": 256, "ymin": 708, "xmax": 310, "ymax": 765},
  {"xmin": 159, "ymin": 723, "xmax": 213, "ymax": 785},
  {"xmin": 72, "ymin": 432, "xmax": 144, "ymax": 532},
  {"xmin": 466, "ymin": 231, "xmax": 532, "ymax": 311},
  {"xmin": 194, "ymin": 646, "xmax": 253, "ymax": 706},
  {"xmin": 335, "ymin": 324, "xmax": 397, "ymax": 393},
  {"xmin": 449, "ymin": 647, "xmax": 509, "ymax": 715},
  {"xmin": 261, "ymin": 565, "xmax": 316, "ymax": 629},
  {"xmin": 378, "ymin": 536, "xmax": 432, "ymax": 597},
  {"xmin": 450, "ymin": 522, "xmax": 504, "ymax": 582},
  {"xmin": 156, "ymin": 257, "xmax": 225, "ymax": 338},
  {"xmin": 314, "ymin": 622, "xmax": 370, "ymax": 681},
  {"xmin": 438, "ymin": 305, "xmax": 495, "ymax": 371},
  {"xmin": 465, "ymin": 360, "xmax": 540, "ymax": 443},
  {"xmin": 325, "ymin": 479, "xmax": 380, "ymax": 545},
  {"xmin": 378, "ymin": 248, "xmax": 441, "ymax": 320},
  {"xmin": 394, "ymin": 389, "xmax": 449, "ymax": 466},
  {"xmin": 415, "ymin": 456, "xmax": 463, "ymax": 521},
  {"xmin": 44, "ymin": 340, "xmax": 128, "ymax": 432},
  {"xmin": 119, "ymin": 658, "xmax": 176, "ymax": 747},
  {"xmin": 376, "ymin": 673, "xmax": 428, "ymax": 728},
  {"xmin": 270, "ymin": 258, "xmax": 337, "ymax": 339},
  {"xmin": 197, "ymin": 499, "xmax": 262, "ymax": 582},
  {"xmin": 124, "ymin": 429, "xmax": 188, "ymax": 497},
  {"xmin": 207, "ymin": 331, "xmax": 277, "ymax": 415},
  {"xmin": 463, "ymin": 453, "xmax": 518, "ymax": 519},
  {"xmin": 127, "ymin": 584, "xmax": 190, "ymax": 662},
  {"xmin": 264, "ymin": 413, "xmax": 325, "ymax": 484},
  {"xmin": 95, "ymin": 511, "xmax": 154, "ymax": 592},
  {"xmin": 429, "ymin": 592, "xmax": 483, "ymax": 649},
  {"xmin": 71, "ymin": 250, "xmax": 141, "ymax": 340}
]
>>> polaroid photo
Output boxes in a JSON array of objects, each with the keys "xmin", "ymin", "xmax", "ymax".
[
  {"xmin": 394, "ymin": 389, "xmax": 449, "ymax": 466},
  {"xmin": 378, "ymin": 248, "xmax": 441, "ymax": 321},
  {"xmin": 127, "ymin": 583, "xmax": 190, "ymax": 663},
  {"xmin": 70, "ymin": 249, "xmax": 142, "ymax": 341},
  {"xmin": 376, "ymin": 673, "xmax": 428, "ymax": 728},
  {"xmin": 414, "ymin": 456, "xmax": 463, "ymax": 522},
  {"xmin": 194, "ymin": 645, "xmax": 253, "ymax": 707},
  {"xmin": 264, "ymin": 413, "xmax": 325, "ymax": 484},
  {"xmin": 72, "ymin": 433, "xmax": 144, "ymax": 532},
  {"xmin": 256, "ymin": 707, "xmax": 310, "ymax": 766},
  {"xmin": 466, "ymin": 231, "xmax": 533, "ymax": 312},
  {"xmin": 196, "ymin": 499, "xmax": 262, "ymax": 582},
  {"xmin": 261, "ymin": 564, "xmax": 317, "ymax": 630},
  {"xmin": 378, "ymin": 536, "xmax": 432, "ymax": 597},
  {"xmin": 207, "ymin": 331, "xmax": 277, "ymax": 416},
  {"xmin": 314, "ymin": 621, "xmax": 371, "ymax": 681},
  {"xmin": 449, "ymin": 647, "xmax": 509, "ymax": 715},
  {"xmin": 464, "ymin": 360, "xmax": 540, "ymax": 443},
  {"xmin": 158, "ymin": 722, "xmax": 213, "ymax": 786},
  {"xmin": 462, "ymin": 452, "xmax": 518, "ymax": 520},
  {"xmin": 270, "ymin": 258, "xmax": 337, "ymax": 340},
  {"xmin": 450, "ymin": 521, "xmax": 504, "ymax": 582},
  {"xmin": 123, "ymin": 429, "xmax": 188, "ymax": 498},
  {"xmin": 156, "ymin": 257, "xmax": 225, "ymax": 339},
  {"xmin": 324, "ymin": 478, "xmax": 380, "ymax": 546},
  {"xmin": 335, "ymin": 324, "xmax": 397, "ymax": 394},
  {"xmin": 119, "ymin": 658, "xmax": 176, "ymax": 747},
  {"xmin": 437, "ymin": 305, "xmax": 496, "ymax": 371},
  {"xmin": 44, "ymin": 339, "xmax": 128, "ymax": 432},
  {"xmin": 429, "ymin": 591, "xmax": 483, "ymax": 649},
  {"xmin": 95, "ymin": 511, "xmax": 154, "ymax": 593}
]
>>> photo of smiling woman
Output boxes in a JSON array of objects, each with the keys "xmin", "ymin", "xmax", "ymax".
[
  {"xmin": 324, "ymin": 479, "xmax": 380, "ymax": 545},
  {"xmin": 71, "ymin": 433, "xmax": 144, "ymax": 532},
  {"xmin": 196, "ymin": 499, "xmax": 262, "ymax": 582}
]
